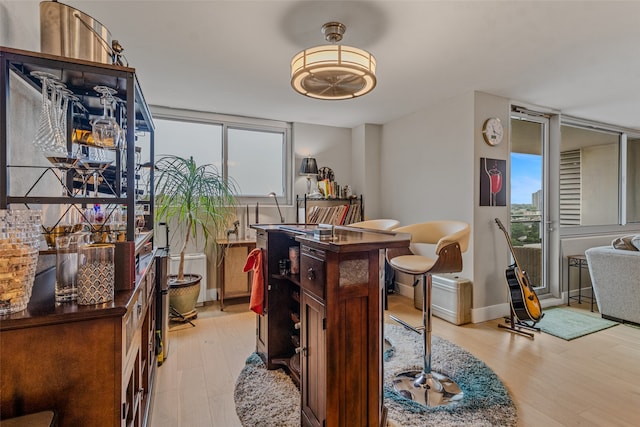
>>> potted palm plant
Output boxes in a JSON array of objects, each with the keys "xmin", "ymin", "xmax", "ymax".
[{"xmin": 155, "ymin": 155, "xmax": 237, "ymax": 318}]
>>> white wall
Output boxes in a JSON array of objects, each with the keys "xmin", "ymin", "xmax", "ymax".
[
  {"xmin": 472, "ymin": 92, "xmax": 513, "ymax": 321},
  {"xmin": 380, "ymin": 91, "xmax": 475, "ymax": 270},
  {"xmin": 582, "ymin": 144, "xmax": 619, "ymax": 225},
  {"xmin": 378, "ymin": 91, "xmax": 527, "ymax": 322},
  {"xmin": 292, "ymin": 122, "xmax": 352, "ymax": 217},
  {"xmin": 0, "ymin": 1, "xmax": 40, "ymax": 51},
  {"xmin": 352, "ymin": 124, "xmax": 382, "ymax": 219}
]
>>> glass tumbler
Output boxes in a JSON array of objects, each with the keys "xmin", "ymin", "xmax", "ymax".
[
  {"xmin": 55, "ymin": 233, "xmax": 89, "ymax": 303},
  {"xmin": 77, "ymin": 243, "xmax": 115, "ymax": 305}
]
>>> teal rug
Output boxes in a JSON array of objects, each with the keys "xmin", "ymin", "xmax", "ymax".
[
  {"xmin": 234, "ymin": 324, "xmax": 517, "ymax": 426},
  {"xmin": 537, "ymin": 307, "xmax": 618, "ymax": 340}
]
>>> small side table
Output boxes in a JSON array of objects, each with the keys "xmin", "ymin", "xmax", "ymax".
[
  {"xmin": 217, "ymin": 238, "xmax": 256, "ymax": 310},
  {"xmin": 567, "ymin": 254, "xmax": 595, "ymax": 312}
]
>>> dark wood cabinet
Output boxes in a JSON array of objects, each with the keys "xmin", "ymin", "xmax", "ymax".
[
  {"xmin": 0, "ymin": 247, "xmax": 157, "ymax": 426},
  {"xmin": 252, "ymin": 224, "xmax": 409, "ymax": 427},
  {"xmin": 300, "ymin": 289, "xmax": 326, "ymax": 427},
  {"xmin": 0, "ymin": 46, "xmax": 158, "ymax": 426}
]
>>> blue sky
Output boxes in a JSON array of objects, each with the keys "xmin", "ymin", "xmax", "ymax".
[{"xmin": 510, "ymin": 153, "xmax": 542, "ymax": 204}]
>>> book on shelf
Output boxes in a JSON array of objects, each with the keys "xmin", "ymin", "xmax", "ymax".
[{"xmin": 305, "ymin": 203, "xmax": 360, "ymax": 225}]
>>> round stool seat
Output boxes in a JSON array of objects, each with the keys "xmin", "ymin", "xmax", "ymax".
[{"xmin": 389, "ymin": 255, "xmax": 435, "ymax": 275}]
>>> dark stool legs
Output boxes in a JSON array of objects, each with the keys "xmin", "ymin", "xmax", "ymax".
[{"xmin": 391, "ymin": 273, "xmax": 463, "ymax": 407}]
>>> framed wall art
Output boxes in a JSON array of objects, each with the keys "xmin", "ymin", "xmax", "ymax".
[{"xmin": 480, "ymin": 157, "xmax": 506, "ymax": 206}]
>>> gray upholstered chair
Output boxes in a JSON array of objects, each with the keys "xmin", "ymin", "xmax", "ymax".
[{"xmin": 386, "ymin": 220, "xmax": 470, "ymax": 408}]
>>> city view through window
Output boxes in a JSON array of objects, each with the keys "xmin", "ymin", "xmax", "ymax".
[{"xmin": 510, "ymin": 153, "xmax": 542, "ymax": 247}]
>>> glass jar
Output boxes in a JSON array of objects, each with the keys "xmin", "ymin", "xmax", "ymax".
[
  {"xmin": 77, "ymin": 243, "xmax": 115, "ymax": 305},
  {"xmin": 0, "ymin": 209, "xmax": 42, "ymax": 315}
]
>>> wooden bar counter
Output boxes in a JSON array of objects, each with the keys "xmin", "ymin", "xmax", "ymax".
[
  {"xmin": 1, "ymin": 237, "xmax": 158, "ymax": 427},
  {"xmin": 252, "ymin": 224, "xmax": 410, "ymax": 427}
]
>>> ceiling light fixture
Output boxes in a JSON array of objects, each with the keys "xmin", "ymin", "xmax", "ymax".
[{"xmin": 291, "ymin": 22, "xmax": 377, "ymax": 100}]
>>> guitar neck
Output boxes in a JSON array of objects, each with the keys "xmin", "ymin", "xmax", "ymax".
[{"xmin": 495, "ymin": 219, "xmax": 524, "ymax": 272}]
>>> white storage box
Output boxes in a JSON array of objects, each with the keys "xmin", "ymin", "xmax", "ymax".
[{"xmin": 414, "ymin": 274, "xmax": 472, "ymax": 325}]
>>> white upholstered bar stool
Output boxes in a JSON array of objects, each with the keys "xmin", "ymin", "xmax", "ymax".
[
  {"xmin": 350, "ymin": 219, "xmax": 400, "ymax": 309},
  {"xmin": 386, "ymin": 220, "xmax": 470, "ymax": 408}
]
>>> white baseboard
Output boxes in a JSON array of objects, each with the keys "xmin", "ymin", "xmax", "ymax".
[
  {"xmin": 206, "ymin": 288, "xmax": 218, "ymax": 303},
  {"xmin": 471, "ymin": 295, "xmax": 566, "ymax": 323},
  {"xmin": 394, "ymin": 280, "xmax": 568, "ymax": 324},
  {"xmin": 471, "ymin": 303, "xmax": 510, "ymax": 323},
  {"xmin": 395, "ymin": 281, "xmax": 414, "ymax": 298}
]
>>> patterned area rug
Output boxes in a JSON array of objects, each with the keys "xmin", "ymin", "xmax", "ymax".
[
  {"xmin": 536, "ymin": 307, "xmax": 618, "ymax": 340},
  {"xmin": 234, "ymin": 324, "xmax": 517, "ymax": 426}
]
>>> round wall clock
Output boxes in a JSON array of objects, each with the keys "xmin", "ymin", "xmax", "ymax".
[{"xmin": 482, "ymin": 117, "xmax": 504, "ymax": 146}]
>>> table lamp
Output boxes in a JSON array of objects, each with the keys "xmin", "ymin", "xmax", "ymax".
[{"xmin": 300, "ymin": 157, "xmax": 321, "ymax": 198}]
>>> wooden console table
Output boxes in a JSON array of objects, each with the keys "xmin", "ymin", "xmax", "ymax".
[
  {"xmin": 217, "ymin": 238, "xmax": 256, "ymax": 310},
  {"xmin": 252, "ymin": 224, "xmax": 410, "ymax": 427}
]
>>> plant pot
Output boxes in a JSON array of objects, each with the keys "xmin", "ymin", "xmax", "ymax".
[{"xmin": 168, "ymin": 274, "xmax": 201, "ymax": 318}]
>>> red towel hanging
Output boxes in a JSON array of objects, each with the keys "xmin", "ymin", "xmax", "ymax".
[{"xmin": 243, "ymin": 247, "xmax": 264, "ymax": 315}]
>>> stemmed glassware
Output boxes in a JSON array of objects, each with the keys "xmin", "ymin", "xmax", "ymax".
[
  {"xmin": 31, "ymin": 71, "xmax": 57, "ymax": 152},
  {"xmin": 92, "ymin": 85, "xmax": 123, "ymax": 149},
  {"xmin": 75, "ymin": 146, "xmax": 114, "ymax": 197},
  {"xmin": 31, "ymin": 71, "xmax": 78, "ymax": 194}
]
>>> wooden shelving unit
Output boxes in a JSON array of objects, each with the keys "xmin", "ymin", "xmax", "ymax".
[{"xmin": 296, "ymin": 194, "xmax": 364, "ymax": 225}]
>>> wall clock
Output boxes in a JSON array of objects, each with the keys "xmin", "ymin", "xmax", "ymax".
[{"xmin": 482, "ymin": 117, "xmax": 504, "ymax": 146}]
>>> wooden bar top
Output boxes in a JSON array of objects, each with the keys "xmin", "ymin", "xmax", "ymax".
[{"xmin": 251, "ymin": 223, "xmax": 410, "ymax": 253}]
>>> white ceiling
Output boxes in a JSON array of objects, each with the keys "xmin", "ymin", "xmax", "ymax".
[{"xmin": 4, "ymin": 0, "xmax": 640, "ymax": 130}]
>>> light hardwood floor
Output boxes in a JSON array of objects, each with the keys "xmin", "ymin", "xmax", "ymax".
[{"xmin": 150, "ymin": 295, "xmax": 640, "ymax": 427}]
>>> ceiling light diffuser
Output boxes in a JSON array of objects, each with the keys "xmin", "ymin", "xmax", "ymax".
[{"xmin": 291, "ymin": 22, "xmax": 377, "ymax": 100}]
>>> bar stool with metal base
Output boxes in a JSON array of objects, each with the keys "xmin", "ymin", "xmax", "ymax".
[{"xmin": 386, "ymin": 220, "xmax": 470, "ymax": 408}]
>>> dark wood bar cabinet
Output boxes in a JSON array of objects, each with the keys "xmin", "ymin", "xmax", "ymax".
[
  {"xmin": 0, "ymin": 46, "xmax": 157, "ymax": 426},
  {"xmin": 252, "ymin": 224, "xmax": 410, "ymax": 427}
]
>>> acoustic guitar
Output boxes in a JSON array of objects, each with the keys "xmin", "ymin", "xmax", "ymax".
[{"xmin": 495, "ymin": 218, "xmax": 543, "ymax": 323}]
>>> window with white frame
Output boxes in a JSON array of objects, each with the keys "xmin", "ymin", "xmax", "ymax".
[{"xmin": 150, "ymin": 107, "xmax": 292, "ymax": 203}]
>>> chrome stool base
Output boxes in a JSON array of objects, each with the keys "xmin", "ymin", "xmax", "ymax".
[{"xmin": 392, "ymin": 370, "xmax": 463, "ymax": 408}]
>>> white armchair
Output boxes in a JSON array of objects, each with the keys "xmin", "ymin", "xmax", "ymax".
[{"xmin": 585, "ymin": 245, "xmax": 640, "ymax": 325}]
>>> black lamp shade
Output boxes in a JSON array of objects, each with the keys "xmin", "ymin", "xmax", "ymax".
[{"xmin": 300, "ymin": 157, "xmax": 318, "ymax": 175}]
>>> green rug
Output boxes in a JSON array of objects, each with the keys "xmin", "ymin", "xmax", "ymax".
[{"xmin": 537, "ymin": 307, "xmax": 618, "ymax": 340}]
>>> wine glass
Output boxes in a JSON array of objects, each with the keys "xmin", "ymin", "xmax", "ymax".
[
  {"xmin": 75, "ymin": 146, "xmax": 113, "ymax": 197},
  {"xmin": 30, "ymin": 71, "xmax": 58, "ymax": 152},
  {"xmin": 47, "ymin": 81, "xmax": 69, "ymax": 152},
  {"xmin": 32, "ymin": 77, "xmax": 78, "ymax": 194},
  {"xmin": 92, "ymin": 86, "xmax": 122, "ymax": 149}
]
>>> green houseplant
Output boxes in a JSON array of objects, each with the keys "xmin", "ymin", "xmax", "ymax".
[{"xmin": 155, "ymin": 155, "xmax": 237, "ymax": 317}]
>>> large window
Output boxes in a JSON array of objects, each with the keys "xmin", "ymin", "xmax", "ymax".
[
  {"xmin": 150, "ymin": 107, "xmax": 292, "ymax": 202},
  {"xmin": 559, "ymin": 121, "xmax": 639, "ymax": 226},
  {"xmin": 627, "ymin": 137, "xmax": 640, "ymax": 223}
]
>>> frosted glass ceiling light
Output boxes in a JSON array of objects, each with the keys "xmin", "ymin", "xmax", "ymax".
[{"xmin": 291, "ymin": 22, "xmax": 377, "ymax": 100}]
